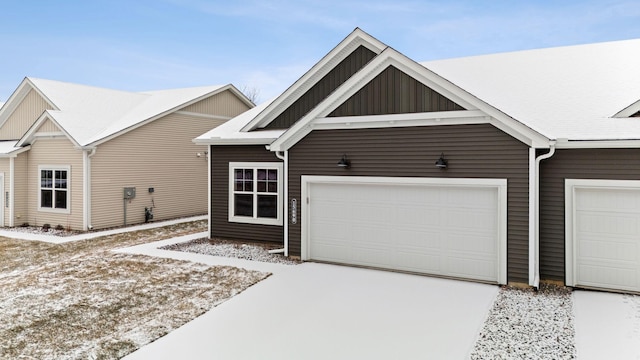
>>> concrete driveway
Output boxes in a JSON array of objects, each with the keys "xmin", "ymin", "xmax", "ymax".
[{"xmin": 120, "ymin": 238, "xmax": 499, "ymax": 360}]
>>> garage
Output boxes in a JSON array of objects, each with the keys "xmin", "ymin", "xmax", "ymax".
[
  {"xmin": 566, "ymin": 179, "xmax": 640, "ymax": 292},
  {"xmin": 301, "ymin": 176, "xmax": 507, "ymax": 284}
]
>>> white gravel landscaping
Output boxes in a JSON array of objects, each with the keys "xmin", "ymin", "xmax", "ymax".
[
  {"xmin": 160, "ymin": 238, "xmax": 300, "ymax": 265},
  {"xmin": 471, "ymin": 284, "xmax": 576, "ymax": 359}
]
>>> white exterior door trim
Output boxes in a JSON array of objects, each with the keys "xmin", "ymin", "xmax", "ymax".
[
  {"xmin": 301, "ymin": 175, "xmax": 508, "ymax": 284},
  {"xmin": 565, "ymin": 178, "xmax": 640, "ymax": 288}
]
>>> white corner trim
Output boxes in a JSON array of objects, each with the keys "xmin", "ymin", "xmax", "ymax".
[
  {"xmin": 300, "ymin": 175, "xmax": 508, "ymax": 284},
  {"xmin": 613, "ymin": 99, "xmax": 640, "ymax": 118}
]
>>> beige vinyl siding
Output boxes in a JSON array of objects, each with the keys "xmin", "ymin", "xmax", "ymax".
[
  {"xmin": 90, "ymin": 112, "xmax": 229, "ymax": 229},
  {"xmin": 0, "ymin": 89, "xmax": 53, "ymax": 140},
  {"xmin": 181, "ymin": 90, "xmax": 250, "ymax": 117},
  {"xmin": 13, "ymin": 152, "xmax": 28, "ymax": 226},
  {"xmin": 26, "ymin": 138, "xmax": 83, "ymax": 229}
]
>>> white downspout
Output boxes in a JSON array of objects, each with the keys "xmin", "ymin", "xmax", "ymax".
[
  {"xmin": 207, "ymin": 145, "xmax": 212, "ymax": 239},
  {"xmin": 270, "ymin": 150, "xmax": 288, "ymax": 256},
  {"xmin": 83, "ymin": 147, "xmax": 97, "ymax": 230},
  {"xmin": 530, "ymin": 142, "xmax": 556, "ymax": 288},
  {"xmin": 9, "ymin": 156, "xmax": 14, "ymax": 227}
]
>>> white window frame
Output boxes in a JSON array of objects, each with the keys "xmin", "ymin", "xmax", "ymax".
[
  {"xmin": 38, "ymin": 165, "xmax": 71, "ymax": 214},
  {"xmin": 229, "ymin": 162, "xmax": 283, "ymax": 226}
]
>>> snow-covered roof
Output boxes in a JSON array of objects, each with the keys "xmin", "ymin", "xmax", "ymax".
[
  {"xmin": 0, "ymin": 140, "xmax": 24, "ymax": 156},
  {"xmin": 198, "ymin": 35, "xmax": 640, "ymax": 147},
  {"xmin": 423, "ymin": 38, "xmax": 640, "ymax": 141},
  {"xmin": 2, "ymin": 77, "xmax": 243, "ymax": 148},
  {"xmin": 195, "ymin": 98, "xmax": 285, "ymax": 145}
]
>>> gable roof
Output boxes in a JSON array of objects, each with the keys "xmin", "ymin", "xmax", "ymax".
[
  {"xmin": 0, "ymin": 77, "xmax": 252, "ymax": 149},
  {"xmin": 241, "ymin": 28, "xmax": 387, "ymax": 132},
  {"xmin": 198, "ymin": 29, "xmax": 640, "ymax": 149},
  {"xmin": 424, "ymin": 38, "xmax": 640, "ymax": 142}
]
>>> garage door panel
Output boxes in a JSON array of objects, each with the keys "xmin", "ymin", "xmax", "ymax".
[
  {"xmin": 577, "ymin": 212, "xmax": 639, "ymax": 236},
  {"xmin": 444, "ymin": 256, "xmax": 496, "ymax": 281},
  {"xmin": 306, "ymin": 178, "xmax": 504, "ymax": 283},
  {"xmin": 569, "ymin": 182, "xmax": 640, "ymax": 292}
]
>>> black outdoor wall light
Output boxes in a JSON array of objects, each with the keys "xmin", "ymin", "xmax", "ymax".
[
  {"xmin": 435, "ymin": 153, "xmax": 448, "ymax": 169},
  {"xmin": 337, "ymin": 154, "xmax": 351, "ymax": 169}
]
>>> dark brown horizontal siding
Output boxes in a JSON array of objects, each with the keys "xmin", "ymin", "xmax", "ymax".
[
  {"xmin": 539, "ymin": 148, "xmax": 640, "ymax": 281},
  {"xmin": 330, "ymin": 66, "xmax": 465, "ymax": 116},
  {"xmin": 210, "ymin": 145, "xmax": 283, "ymax": 243},
  {"xmin": 265, "ymin": 46, "xmax": 376, "ymax": 130},
  {"xmin": 288, "ymin": 124, "xmax": 530, "ymax": 283}
]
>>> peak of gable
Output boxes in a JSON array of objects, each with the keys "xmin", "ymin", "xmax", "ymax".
[{"xmin": 264, "ymin": 45, "xmax": 377, "ymax": 129}]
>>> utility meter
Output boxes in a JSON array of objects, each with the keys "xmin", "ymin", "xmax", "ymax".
[{"xmin": 123, "ymin": 187, "xmax": 136, "ymax": 199}]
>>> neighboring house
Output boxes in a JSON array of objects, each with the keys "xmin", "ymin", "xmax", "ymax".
[
  {"xmin": 0, "ymin": 77, "xmax": 253, "ymax": 231},
  {"xmin": 195, "ymin": 28, "xmax": 640, "ymax": 294}
]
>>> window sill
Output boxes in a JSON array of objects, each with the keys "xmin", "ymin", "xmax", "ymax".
[
  {"xmin": 38, "ymin": 207, "xmax": 71, "ymax": 215},
  {"xmin": 228, "ymin": 215, "xmax": 283, "ymax": 226}
]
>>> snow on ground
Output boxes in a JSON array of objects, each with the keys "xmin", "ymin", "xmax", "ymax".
[
  {"xmin": 160, "ymin": 238, "xmax": 300, "ymax": 265},
  {"xmin": 0, "ymin": 221, "xmax": 268, "ymax": 359},
  {"xmin": 471, "ymin": 284, "xmax": 575, "ymax": 359},
  {"xmin": 573, "ymin": 290, "xmax": 640, "ymax": 359}
]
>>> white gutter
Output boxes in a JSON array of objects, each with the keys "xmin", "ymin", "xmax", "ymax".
[
  {"xmin": 269, "ymin": 150, "xmax": 288, "ymax": 256},
  {"xmin": 529, "ymin": 142, "xmax": 556, "ymax": 288}
]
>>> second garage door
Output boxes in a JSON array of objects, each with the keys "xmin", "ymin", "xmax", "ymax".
[
  {"xmin": 301, "ymin": 176, "xmax": 507, "ymax": 284},
  {"xmin": 566, "ymin": 179, "xmax": 640, "ymax": 293}
]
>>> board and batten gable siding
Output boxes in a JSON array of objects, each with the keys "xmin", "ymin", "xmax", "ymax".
[
  {"xmin": 288, "ymin": 124, "xmax": 530, "ymax": 282},
  {"xmin": 329, "ymin": 66, "xmax": 465, "ymax": 116},
  {"xmin": 210, "ymin": 145, "xmax": 284, "ymax": 243},
  {"xmin": 264, "ymin": 45, "xmax": 377, "ymax": 130},
  {"xmin": 26, "ymin": 138, "xmax": 83, "ymax": 229},
  {"xmin": 181, "ymin": 89, "xmax": 250, "ymax": 117},
  {"xmin": 0, "ymin": 89, "xmax": 53, "ymax": 140},
  {"xmin": 539, "ymin": 148, "xmax": 640, "ymax": 282},
  {"xmin": 90, "ymin": 112, "xmax": 227, "ymax": 229}
]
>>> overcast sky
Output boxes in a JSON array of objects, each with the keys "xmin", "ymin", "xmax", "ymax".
[{"xmin": 1, "ymin": 0, "xmax": 639, "ymax": 103}]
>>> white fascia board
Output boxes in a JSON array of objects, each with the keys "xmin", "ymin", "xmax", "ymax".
[
  {"xmin": 193, "ymin": 137, "xmax": 277, "ymax": 146},
  {"xmin": 555, "ymin": 139, "xmax": 640, "ymax": 149},
  {"xmin": 241, "ymin": 28, "xmax": 387, "ymax": 132},
  {"xmin": 613, "ymin": 99, "xmax": 640, "ymax": 118}
]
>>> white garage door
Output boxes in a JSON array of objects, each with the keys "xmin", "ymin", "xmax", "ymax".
[
  {"xmin": 301, "ymin": 176, "xmax": 507, "ymax": 284},
  {"xmin": 567, "ymin": 179, "xmax": 640, "ymax": 292}
]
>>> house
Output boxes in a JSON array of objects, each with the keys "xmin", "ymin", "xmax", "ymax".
[
  {"xmin": 0, "ymin": 77, "xmax": 253, "ymax": 231},
  {"xmin": 195, "ymin": 28, "xmax": 640, "ymax": 293}
]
